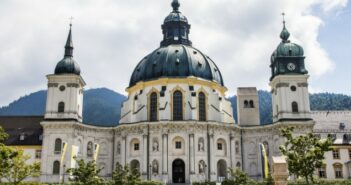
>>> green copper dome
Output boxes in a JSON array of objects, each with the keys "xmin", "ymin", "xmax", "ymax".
[
  {"xmin": 271, "ymin": 23, "xmax": 304, "ymax": 62},
  {"xmin": 54, "ymin": 25, "xmax": 81, "ymax": 75},
  {"xmin": 129, "ymin": 0, "xmax": 223, "ymax": 87}
]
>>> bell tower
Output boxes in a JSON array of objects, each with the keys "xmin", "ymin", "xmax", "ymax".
[
  {"xmin": 44, "ymin": 24, "xmax": 86, "ymax": 122},
  {"xmin": 269, "ymin": 16, "xmax": 311, "ymax": 123}
]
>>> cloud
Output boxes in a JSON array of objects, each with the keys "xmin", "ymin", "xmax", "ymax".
[{"xmin": 0, "ymin": 0, "xmax": 348, "ymax": 106}]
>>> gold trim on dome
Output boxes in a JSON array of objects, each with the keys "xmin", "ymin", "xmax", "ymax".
[{"xmin": 126, "ymin": 77, "xmax": 227, "ymax": 95}]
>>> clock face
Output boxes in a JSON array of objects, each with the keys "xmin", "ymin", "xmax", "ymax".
[{"xmin": 287, "ymin": 63, "xmax": 296, "ymax": 71}]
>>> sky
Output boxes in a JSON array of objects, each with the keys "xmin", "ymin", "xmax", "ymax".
[{"xmin": 0, "ymin": 0, "xmax": 350, "ymax": 107}]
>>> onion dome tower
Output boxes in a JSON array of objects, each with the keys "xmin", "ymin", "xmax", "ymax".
[
  {"xmin": 269, "ymin": 16, "xmax": 311, "ymax": 123},
  {"xmin": 121, "ymin": 0, "xmax": 234, "ymax": 124},
  {"xmin": 44, "ymin": 24, "xmax": 86, "ymax": 122}
]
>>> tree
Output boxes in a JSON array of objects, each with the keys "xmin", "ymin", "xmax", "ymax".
[
  {"xmin": 222, "ymin": 168, "xmax": 253, "ymax": 185},
  {"xmin": 66, "ymin": 157, "xmax": 105, "ymax": 185},
  {"xmin": 279, "ymin": 126, "xmax": 332, "ymax": 184},
  {"xmin": 0, "ymin": 126, "xmax": 18, "ymax": 182},
  {"xmin": 111, "ymin": 162, "xmax": 140, "ymax": 185},
  {"xmin": 3, "ymin": 149, "xmax": 40, "ymax": 185}
]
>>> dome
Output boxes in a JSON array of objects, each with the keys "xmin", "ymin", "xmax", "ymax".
[
  {"xmin": 164, "ymin": 11, "xmax": 188, "ymax": 23},
  {"xmin": 54, "ymin": 24, "xmax": 81, "ymax": 75},
  {"xmin": 129, "ymin": 44, "xmax": 224, "ymax": 87},
  {"xmin": 271, "ymin": 23, "xmax": 304, "ymax": 62},
  {"xmin": 55, "ymin": 57, "xmax": 81, "ymax": 75}
]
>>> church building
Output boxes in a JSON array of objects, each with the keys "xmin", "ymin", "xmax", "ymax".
[{"xmin": 39, "ymin": 0, "xmax": 315, "ymax": 183}]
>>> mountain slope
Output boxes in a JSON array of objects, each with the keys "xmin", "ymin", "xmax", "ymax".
[{"xmin": 0, "ymin": 88, "xmax": 127, "ymax": 126}]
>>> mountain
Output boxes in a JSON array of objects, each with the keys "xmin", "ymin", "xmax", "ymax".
[
  {"xmin": 0, "ymin": 88, "xmax": 127, "ymax": 127},
  {"xmin": 1, "ymin": 88, "xmax": 351, "ymax": 125}
]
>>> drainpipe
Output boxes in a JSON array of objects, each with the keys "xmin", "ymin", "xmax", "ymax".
[
  {"xmin": 207, "ymin": 124, "xmax": 211, "ymax": 181},
  {"xmin": 240, "ymin": 129, "xmax": 244, "ymax": 171}
]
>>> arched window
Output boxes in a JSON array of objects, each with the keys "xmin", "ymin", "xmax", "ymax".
[
  {"xmin": 292, "ymin": 102, "xmax": 298, "ymax": 113},
  {"xmin": 53, "ymin": 161, "xmax": 60, "ymax": 174},
  {"xmin": 58, "ymin": 102, "xmax": 65, "ymax": 113},
  {"xmin": 173, "ymin": 90, "xmax": 183, "ymax": 120},
  {"xmin": 198, "ymin": 92, "xmax": 206, "ymax": 121},
  {"xmin": 244, "ymin": 100, "xmax": 249, "ymax": 108},
  {"xmin": 54, "ymin": 138, "xmax": 62, "ymax": 154},
  {"xmin": 249, "ymin": 100, "xmax": 254, "ymax": 108},
  {"xmin": 149, "ymin": 92, "xmax": 158, "ymax": 121}
]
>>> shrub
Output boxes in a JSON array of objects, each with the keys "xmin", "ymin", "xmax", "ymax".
[
  {"xmin": 288, "ymin": 179, "xmax": 351, "ymax": 185},
  {"xmin": 192, "ymin": 181, "xmax": 216, "ymax": 185},
  {"xmin": 136, "ymin": 181, "xmax": 163, "ymax": 185}
]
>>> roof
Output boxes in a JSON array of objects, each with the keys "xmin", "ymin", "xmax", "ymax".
[
  {"xmin": 0, "ymin": 116, "xmax": 44, "ymax": 146},
  {"xmin": 312, "ymin": 111, "xmax": 351, "ymax": 131},
  {"xmin": 237, "ymin": 87, "xmax": 258, "ymax": 96}
]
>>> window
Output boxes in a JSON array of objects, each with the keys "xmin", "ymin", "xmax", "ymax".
[
  {"xmin": 333, "ymin": 149, "xmax": 340, "ymax": 159},
  {"xmin": 334, "ymin": 163, "xmax": 343, "ymax": 178},
  {"xmin": 349, "ymin": 149, "xmax": 351, "ymax": 159},
  {"xmin": 53, "ymin": 161, "xmax": 60, "ymax": 175},
  {"xmin": 292, "ymin": 102, "xmax": 298, "ymax": 113},
  {"xmin": 58, "ymin": 102, "xmax": 65, "ymax": 113},
  {"xmin": 134, "ymin": 143, "xmax": 139, "ymax": 151},
  {"xmin": 175, "ymin": 141, "xmax": 182, "ymax": 149},
  {"xmin": 343, "ymin": 134, "xmax": 351, "ymax": 143},
  {"xmin": 173, "ymin": 90, "xmax": 183, "ymax": 120},
  {"xmin": 318, "ymin": 165, "xmax": 326, "ymax": 178},
  {"xmin": 149, "ymin": 92, "xmax": 158, "ymax": 121},
  {"xmin": 244, "ymin": 100, "xmax": 249, "ymax": 108},
  {"xmin": 290, "ymin": 86, "xmax": 296, "ymax": 91},
  {"xmin": 198, "ymin": 92, "xmax": 206, "ymax": 121},
  {"xmin": 35, "ymin": 150, "xmax": 42, "ymax": 159},
  {"xmin": 217, "ymin": 143, "xmax": 223, "ymax": 150},
  {"xmin": 19, "ymin": 133, "xmax": 25, "ymax": 141},
  {"xmin": 54, "ymin": 138, "xmax": 62, "ymax": 154},
  {"xmin": 249, "ymin": 100, "xmax": 254, "ymax": 108},
  {"xmin": 328, "ymin": 134, "xmax": 337, "ymax": 141}
]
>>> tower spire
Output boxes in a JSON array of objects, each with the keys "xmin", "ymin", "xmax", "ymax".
[
  {"xmin": 171, "ymin": 0, "xmax": 180, "ymax": 11},
  {"xmin": 64, "ymin": 19, "xmax": 74, "ymax": 57},
  {"xmin": 280, "ymin": 12, "xmax": 290, "ymax": 42}
]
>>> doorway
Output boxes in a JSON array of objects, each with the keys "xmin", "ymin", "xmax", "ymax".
[{"xmin": 172, "ymin": 159, "xmax": 185, "ymax": 183}]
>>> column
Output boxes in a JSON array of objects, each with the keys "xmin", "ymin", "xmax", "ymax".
[
  {"xmin": 162, "ymin": 133, "xmax": 168, "ymax": 183},
  {"xmin": 143, "ymin": 134, "xmax": 148, "ymax": 178},
  {"xmin": 121, "ymin": 136, "xmax": 126, "ymax": 166},
  {"xmin": 189, "ymin": 134, "xmax": 195, "ymax": 174},
  {"xmin": 209, "ymin": 133, "xmax": 216, "ymax": 181}
]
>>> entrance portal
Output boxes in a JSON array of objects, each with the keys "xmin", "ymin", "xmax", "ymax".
[{"xmin": 172, "ymin": 159, "xmax": 185, "ymax": 183}]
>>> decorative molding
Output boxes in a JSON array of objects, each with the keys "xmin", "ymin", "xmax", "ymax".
[
  {"xmin": 67, "ymin": 83, "xmax": 79, "ymax": 88},
  {"xmin": 276, "ymin": 83, "xmax": 289, "ymax": 88},
  {"xmin": 48, "ymin": 83, "xmax": 59, "ymax": 87},
  {"xmin": 297, "ymin": 82, "xmax": 308, "ymax": 87}
]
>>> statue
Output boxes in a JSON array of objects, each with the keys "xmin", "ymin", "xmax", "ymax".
[
  {"xmin": 153, "ymin": 139, "xmax": 159, "ymax": 152},
  {"xmin": 117, "ymin": 142, "xmax": 121, "ymax": 155},
  {"xmin": 152, "ymin": 160, "xmax": 158, "ymax": 174},
  {"xmin": 87, "ymin": 141, "xmax": 93, "ymax": 157},
  {"xmin": 199, "ymin": 161, "xmax": 205, "ymax": 174}
]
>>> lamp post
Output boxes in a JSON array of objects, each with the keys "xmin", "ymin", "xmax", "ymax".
[{"xmin": 61, "ymin": 164, "xmax": 66, "ymax": 184}]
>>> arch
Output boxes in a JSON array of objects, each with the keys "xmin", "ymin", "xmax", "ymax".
[
  {"xmin": 152, "ymin": 160, "xmax": 159, "ymax": 175},
  {"xmin": 199, "ymin": 160, "xmax": 206, "ymax": 174},
  {"xmin": 54, "ymin": 138, "xmax": 62, "ymax": 154},
  {"xmin": 172, "ymin": 159, "xmax": 185, "ymax": 183},
  {"xmin": 236, "ymin": 162, "xmax": 241, "ymax": 168},
  {"xmin": 249, "ymin": 100, "xmax": 254, "ymax": 108},
  {"xmin": 173, "ymin": 90, "xmax": 183, "ymax": 120},
  {"xmin": 172, "ymin": 136, "xmax": 185, "ymax": 155},
  {"xmin": 217, "ymin": 159, "xmax": 227, "ymax": 180},
  {"xmin": 217, "ymin": 138, "xmax": 227, "ymax": 156},
  {"xmin": 58, "ymin": 102, "xmax": 65, "ymax": 113},
  {"xmin": 53, "ymin": 161, "xmax": 60, "ymax": 175},
  {"xmin": 198, "ymin": 137, "xmax": 205, "ymax": 152},
  {"xmin": 198, "ymin": 92, "xmax": 207, "ymax": 121},
  {"xmin": 292, "ymin": 101, "xmax": 298, "ymax": 113},
  {"xmin": 149, "ymin": 92, "xmax": 158, "ymax": 121},
  {"xmin": 130, "ymin": 159, "xmax": 140, "ymax": 173},
  {"xmin": 130, "ymin": 138, "xmax": 141, "ymax": 156}
]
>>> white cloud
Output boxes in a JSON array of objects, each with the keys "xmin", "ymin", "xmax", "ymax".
[{"xmin": 0, "ymin": 0, "xmax": 348, "ymax": 106}]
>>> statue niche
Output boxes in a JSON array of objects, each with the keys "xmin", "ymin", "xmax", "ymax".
[{"xmin": 152, "ymin": 138, "xmax": 159, "ymax": 152}]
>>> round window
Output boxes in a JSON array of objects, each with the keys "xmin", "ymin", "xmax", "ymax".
[
  {"xmin": 290, "ymin": 86, "xmax": 296, "ymax": 91},
  {"xmin": 59, "ymin": 85, "xmax": 65, "ymax": 91}
]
